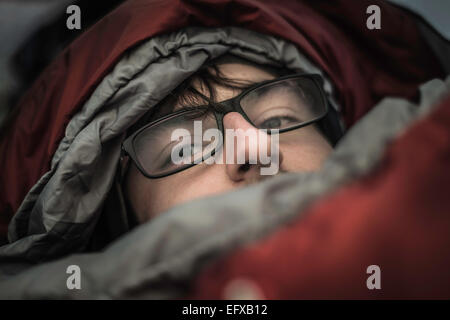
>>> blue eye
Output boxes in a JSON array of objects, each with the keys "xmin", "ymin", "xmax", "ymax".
[
  {"xmin": 260, "ymin": 117, "xmax": 281, "ymax": 129},
  {"xmin": 259, "ymin": 116, "xmax": 299, "ymax": 129}
]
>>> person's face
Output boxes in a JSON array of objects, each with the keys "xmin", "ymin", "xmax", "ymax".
[{"xmin": 124, "ymin": 63, "xmax": 333, "ymax": 222}]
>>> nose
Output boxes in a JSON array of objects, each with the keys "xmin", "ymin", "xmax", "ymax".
[{"xmin": 222, "ymin": 112, "xmax": 281, "ymax": 183}]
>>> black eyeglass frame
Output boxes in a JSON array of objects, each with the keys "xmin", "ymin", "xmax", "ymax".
[{"xmin": 122, "ymin": 73, "xmax": 329, "ymax": 179}]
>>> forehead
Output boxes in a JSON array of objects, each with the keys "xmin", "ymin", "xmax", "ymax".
[{"xmin": 217, "ymin": 62, "xmax": 277, "ymax": 84}]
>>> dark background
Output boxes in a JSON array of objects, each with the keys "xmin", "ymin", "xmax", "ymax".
[{"xmin": 0, "ymin": 0, "xmax": 449, "ymax": 130}]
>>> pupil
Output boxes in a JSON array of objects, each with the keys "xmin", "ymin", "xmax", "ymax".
[
  {"xmin": 264, "ymin": 118, "xmax": 281, "ymax": 128},
  {"xmin": 178, "ymin": 145, "xmax": 195, "ymax": 158}
]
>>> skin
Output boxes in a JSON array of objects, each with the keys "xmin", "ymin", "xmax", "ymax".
[{"xmin": 124, "ymin": 63, "xmax": 333, "ymax": 222}]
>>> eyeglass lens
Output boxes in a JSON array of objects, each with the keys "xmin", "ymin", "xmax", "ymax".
[{"xmin": 132, "ymin": 76, "xmax": 326, "ymax": 176}]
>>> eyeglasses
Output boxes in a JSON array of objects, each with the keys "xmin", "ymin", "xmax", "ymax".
[{"xmin": 122, "ymin": 73, "xmax": 329, "ymax": 178}]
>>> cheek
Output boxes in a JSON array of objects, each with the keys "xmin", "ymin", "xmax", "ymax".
[
  {"xmin": 126, "ymin": 164, "xmax": 233, "ymax": 222},
  {"xmin": 279, "ymin": 127, "xmax": 333, "ymax": 171},
  {"xmin": 126, "ymin": 174, "xmax": 188, "ymax": 222}
]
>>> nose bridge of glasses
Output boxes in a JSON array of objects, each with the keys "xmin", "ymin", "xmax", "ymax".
[
  {"xmin": 213, "ymin": 98, "xmax": 254, "ymax": 128},
  {"xmin": 214, "ymin": 98, "xmax": 238, "ymax": 115}
]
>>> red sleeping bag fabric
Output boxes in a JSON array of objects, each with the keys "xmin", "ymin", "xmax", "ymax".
[
  {"xmin": 0, "ymin": 0, "xmax": 446, "ymax": 292},
  {"xmin": 188, "ymin": 94, "xmax": 450, "ymax": 299}
]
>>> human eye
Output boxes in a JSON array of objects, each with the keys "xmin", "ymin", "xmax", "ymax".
[
  {"xmin": 176, "ymin": 142, "xmax": 199, "ymax": 159},
  {"xmin": 259, "ymin": 115, "xmax": 300, "ymax": 129},
  {"xmin": 255, "ymin": 107, "xmax": 303, "ymax": 129},
  {"xmin": 160, "ymin": 139, "xmax": 204, "ymax": 168}
]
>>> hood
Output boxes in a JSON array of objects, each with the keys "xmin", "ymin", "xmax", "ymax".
[{"xmin": 0, "ymin": 0, "xmax": 446, "ymax": 263}]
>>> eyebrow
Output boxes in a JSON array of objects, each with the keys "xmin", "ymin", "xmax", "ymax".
[
  {"xmin": 170, "ymin": 83, "xmax": 244, "ymax": 112},
  {"xmin": 174, "ymin": 80, "xmax": 273, "ymax": 111},
  {"xmin": 239, "ymin": 80, "xmax": 295, "ymax": 102}
]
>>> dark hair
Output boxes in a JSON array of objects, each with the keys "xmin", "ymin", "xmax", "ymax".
[{"xmin": 128, "ymin": 54, "xmax": 293, "ymax": 136}]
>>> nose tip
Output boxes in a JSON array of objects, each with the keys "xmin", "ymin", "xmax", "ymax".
[{"xmin": 222, "ymin": 112, "xmax": 280, "ymax": 182}]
